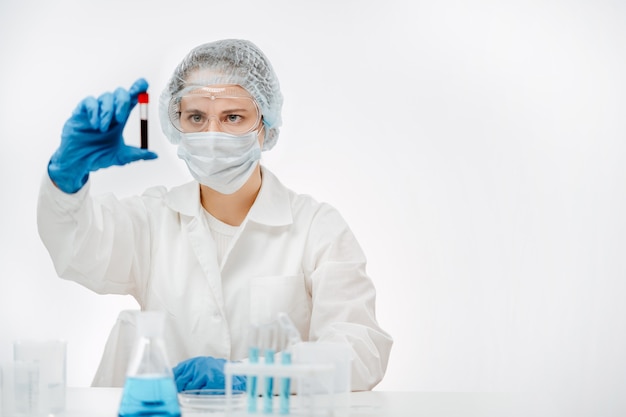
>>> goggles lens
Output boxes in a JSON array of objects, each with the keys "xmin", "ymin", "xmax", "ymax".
[{"xmin": 169, "ymin": 85, "xmax": 261, "ymax": 134}]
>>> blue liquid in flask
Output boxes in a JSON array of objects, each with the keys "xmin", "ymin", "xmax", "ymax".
[{"xmin": 118, "ymin": 375, "xmax": 181, "ymax": 417}]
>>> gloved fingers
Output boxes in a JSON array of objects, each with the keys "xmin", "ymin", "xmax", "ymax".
[
  {"xmin": 172, "ymin": 356, "xmax": 232, "ymax": 393},
  {"xmin": 111, "ymin": 87, "xmax": 131, "ymax": 125},
  {"xmin": 173, "ymin": 362, "xmax": 194, "ymax": 392},
  {"xmin": 177, "ymin": 371, "xmax": 210, "ymax": 391},
  {"xmin": 173, "ymin": 359, "xmax": 195, "ymax": 380},
  {"xmin": 172, "ymin": 361, "xmax": 188, "ymax": 380},
  {"xmin": 72, "ymin": 96, "xmax": 100, "ymax": 130},
  {"xmin": 233, "ymin": 375, "xmax": 247, "ymax": 392},
  {"xmin": 115, "ymin": 145, "xmax": 158, "ymax": 166},
  {"xmin": 175, "ymin": 373, "xmax": 192, "ymax": 392},
  {"xmin": 175, "ymin": 374, "xmax": 190, "ymax": 392},
  {"xmin": 97, "ymin": 92, "xmax": 115, "ymax": 132},
  {"xmin": 188, "ymin": 373, "xmax": 211, "ymax": 391},
  {"xmin": 128, "ymin": 78, "xmax": 149, "ymax": 106}
]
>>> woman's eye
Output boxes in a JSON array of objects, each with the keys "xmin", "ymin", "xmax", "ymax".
[
  {"xmin": 226, "ymin": 114, "xmax": 242, "ymax": 124},
  {"xmin": 190, "ymin": 114, "xmax": 204, "ymax": 123}
]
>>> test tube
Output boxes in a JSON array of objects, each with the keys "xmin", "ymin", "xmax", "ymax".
[
  {"xmin": 247, "ymin": 325, "xmax": 259, "ymax": 413},
  {"xmin": 276, "ymin": 314, "xmax": 301, "ymax": 415},
  {"xmin": 261, "ymin": 324, "xmax": 276, "ymax": 414},
  {"xmin": 138, "ymin": 92, "xmax": 149, "ymax": 149},
  {"xmin": 279, "ymin": 350, "xmax": 291, "ymax": 415}
]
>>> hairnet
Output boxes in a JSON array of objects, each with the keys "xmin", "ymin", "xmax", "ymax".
[{"xmin": 159, "ymin": 39, "xmax": 283, "ymax": 151}]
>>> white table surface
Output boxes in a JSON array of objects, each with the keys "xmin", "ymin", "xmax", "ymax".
[{"xmin": 56, "ymin": 387, "xmax": 555, "ymax": 417}]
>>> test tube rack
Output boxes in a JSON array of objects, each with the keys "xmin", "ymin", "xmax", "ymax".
[{"xmin": 224, "ymin": 361, "xmax": 338, "ymax": 416}]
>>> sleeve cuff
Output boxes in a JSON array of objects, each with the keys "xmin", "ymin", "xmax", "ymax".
[{"xmin": 40, "ymin": 172, "xmax": 91, "ymax": 213}]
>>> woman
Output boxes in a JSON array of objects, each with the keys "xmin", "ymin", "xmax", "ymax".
[{"xmin": 37, "ymin": 39, "xmax": 392, "ymax": 391}]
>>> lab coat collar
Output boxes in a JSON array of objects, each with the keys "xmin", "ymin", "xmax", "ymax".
[
  {"xmin": 163, "ymin": 165, "xmax": 293, "ymax": 226},
  {"xmin": 163, "ymin": 181, "xmax": 203, "ymax": 218},
  {"xmin": 248, "ymin": 166, "xmax": 293, "ymax": 227}
]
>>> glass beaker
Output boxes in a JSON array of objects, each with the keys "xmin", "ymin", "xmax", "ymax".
[
  {"xmin": 12, "ymin": 339, "xmax": 67, "ymax": 416},
  {"xmin": 118, "ymin": 311, "xmax": 181, "ymax": 417}
]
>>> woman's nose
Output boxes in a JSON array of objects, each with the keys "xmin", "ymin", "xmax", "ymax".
[{"xmin": 202, "ymin": 116, "xmax": 221, "ymax": 132}]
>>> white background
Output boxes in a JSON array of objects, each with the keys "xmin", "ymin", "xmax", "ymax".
[{"xmin": 1, "ymin": 0, "xmax": 625, "ymax": 414}]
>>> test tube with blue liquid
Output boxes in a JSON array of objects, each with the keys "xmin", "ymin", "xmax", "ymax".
[
  {"xmin": 261, "ymin": 323, "xmax": 276, "ymax": 414},
  {"xmin": 279, "ymin": 349, "xmax": 292, "ymax": 415},
  {"xmin": 247, "ymin": 325, "xmax": 260, "ymax": 413},
  {"xmin": 277, "ymin": 313, "xmax": 301, "ymax": 415}
]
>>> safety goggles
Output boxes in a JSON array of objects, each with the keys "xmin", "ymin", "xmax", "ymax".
[{"xmin": 168, "ymin": 84, "xmax": 262, "ymax": 135}]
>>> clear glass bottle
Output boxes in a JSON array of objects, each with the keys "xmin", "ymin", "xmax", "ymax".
[{"xmin": 118, "ymin": 311, "xmax": 181, "ymax": 417}]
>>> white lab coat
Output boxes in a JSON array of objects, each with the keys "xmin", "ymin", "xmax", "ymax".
[{"xmin": 37, "ymin": 166, "xmax": 392, "ymax": 390}]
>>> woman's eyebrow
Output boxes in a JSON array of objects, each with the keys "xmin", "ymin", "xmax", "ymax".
[
  {"xmin": 181, "ymin": 107, "xmax": 206, "ymax": 114},
  {"xmin": 219, "ymin": 108, "xmax": 251, "ymax": 114}
]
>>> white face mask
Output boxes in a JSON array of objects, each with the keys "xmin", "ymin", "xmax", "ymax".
[{"xmin": 177, "ymin": 131, "xmax": 262, "ymax": 194}]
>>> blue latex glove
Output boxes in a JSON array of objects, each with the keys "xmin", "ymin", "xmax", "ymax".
[
  {"xmin": 48, "ymin": 78, "xmax": 158, "ymax": 193},
  {"xmin": 173, "ymin": 356, "xmax": 247, "ymax": 393}
]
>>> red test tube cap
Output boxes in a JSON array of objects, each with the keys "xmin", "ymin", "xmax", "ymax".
[{"xmin": 138, "ymin": 92, "xmax": 149, "ymax": 103}]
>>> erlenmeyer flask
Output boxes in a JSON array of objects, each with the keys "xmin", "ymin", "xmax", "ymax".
[{"xmin": 118, "ymin": 311, "xmax": 181, "ymax": 417}]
